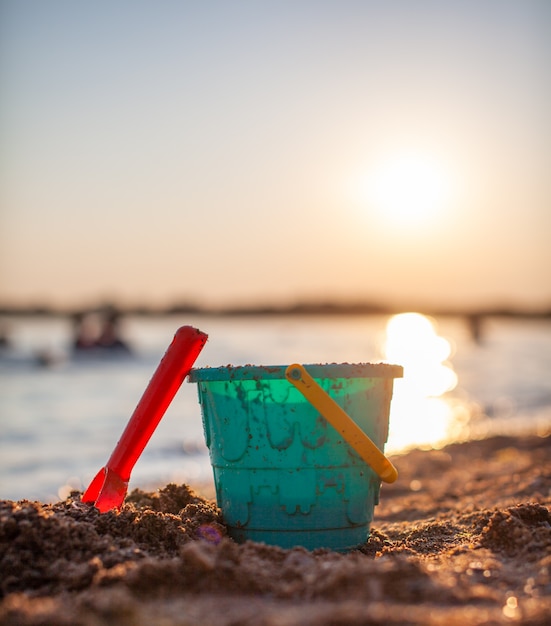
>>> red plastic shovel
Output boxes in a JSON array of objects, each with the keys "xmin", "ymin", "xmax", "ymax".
[{"xmin": 82, "ymin": 325, "xmax": 208, "ymax": 512}]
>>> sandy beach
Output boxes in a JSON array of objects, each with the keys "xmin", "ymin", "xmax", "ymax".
[{"xmin": 1, "ymin": 432, "xmax": 550, "ymax": 626}]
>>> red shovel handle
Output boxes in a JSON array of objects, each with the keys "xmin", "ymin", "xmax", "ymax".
[{"xmin": 105, "ymin": 325, "xmax": 207, "ymax": 481}]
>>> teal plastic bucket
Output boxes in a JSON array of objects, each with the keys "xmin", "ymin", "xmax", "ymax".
[{"xmin": 189, "ymin": 363, "xmax": 403, "ymax": 552}]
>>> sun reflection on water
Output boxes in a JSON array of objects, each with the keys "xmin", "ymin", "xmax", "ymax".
[{"xmin": 383, "ymin": 313, "xmax": 467, "ymax": 453}]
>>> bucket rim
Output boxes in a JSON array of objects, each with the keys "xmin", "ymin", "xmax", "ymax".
[{"xmin": 188, "ymin": 362, "xmax": 403, "ymax": 382}]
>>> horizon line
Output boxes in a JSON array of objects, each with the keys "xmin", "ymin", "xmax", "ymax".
[{"xmin": 1, "ymin": 298, "xmax": 550, "ymax": 319}]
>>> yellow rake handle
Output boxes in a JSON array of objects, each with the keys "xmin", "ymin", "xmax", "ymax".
[{"xmin": 285, "ymin": 364, "xmax": 398, "ymax": 484}]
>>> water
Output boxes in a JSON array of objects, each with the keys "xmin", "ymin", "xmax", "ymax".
[{"xmin": 1, "ymin": 313, "xmax": 550, "ymax": 503}]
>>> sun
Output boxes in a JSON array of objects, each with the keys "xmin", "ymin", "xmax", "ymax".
[{"xmin": 351, "ymin": 151, "xmax": 455, "ymax": 229}]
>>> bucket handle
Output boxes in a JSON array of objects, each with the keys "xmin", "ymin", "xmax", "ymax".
[{"xmin": 285, "ymin": 364, "xmax": 398, "ymax": 483}]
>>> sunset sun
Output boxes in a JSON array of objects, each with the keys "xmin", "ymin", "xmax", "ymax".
[{"xmin": 351, "ymin": 151, "xmax": 456, "ymax": 230}]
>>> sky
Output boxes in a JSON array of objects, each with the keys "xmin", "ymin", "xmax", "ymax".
[{"xmin": 1, "ymin": 0, "xmax": 550, "ymax": 311}]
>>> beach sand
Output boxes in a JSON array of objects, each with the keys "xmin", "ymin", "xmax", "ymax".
[{"xmin": 1, "ymin": 433, "xmax": 550, "ymax": 625}]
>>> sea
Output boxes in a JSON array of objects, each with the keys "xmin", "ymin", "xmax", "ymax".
[{"xmin": 1, "ymin": 313, "xmax": 550, "ymax": 503}]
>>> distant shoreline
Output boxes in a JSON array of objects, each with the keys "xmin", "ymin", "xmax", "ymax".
[{"xmin": 1, "ymin": 300, "xmax": 550, "ymax": 320}]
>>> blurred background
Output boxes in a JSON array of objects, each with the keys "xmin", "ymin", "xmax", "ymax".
[{"xmin": 1, "ymin": 1, "xmax": 550, "ymax": 502}]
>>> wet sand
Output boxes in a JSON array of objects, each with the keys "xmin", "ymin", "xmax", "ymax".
[{"xmin": 1, "ymin": 433, "xmax": 550, "ymax": 625}]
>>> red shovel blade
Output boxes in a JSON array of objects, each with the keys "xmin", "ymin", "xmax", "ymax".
[
  {"xmin": 82, "ymin": 325, "xmax": 207, "ymax": 512},
  {"xmin": 83, "ymin": 467, "xmax": 127, "ymax": 513}
]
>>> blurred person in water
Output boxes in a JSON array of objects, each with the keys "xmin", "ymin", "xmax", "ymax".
[
  {"xmin": 96, "ymin": 310, "xmax": 131, "ymax": 352},
  {"xmin": 72, "ymin": 309, "xmax": 131, "ymax": 353}
]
